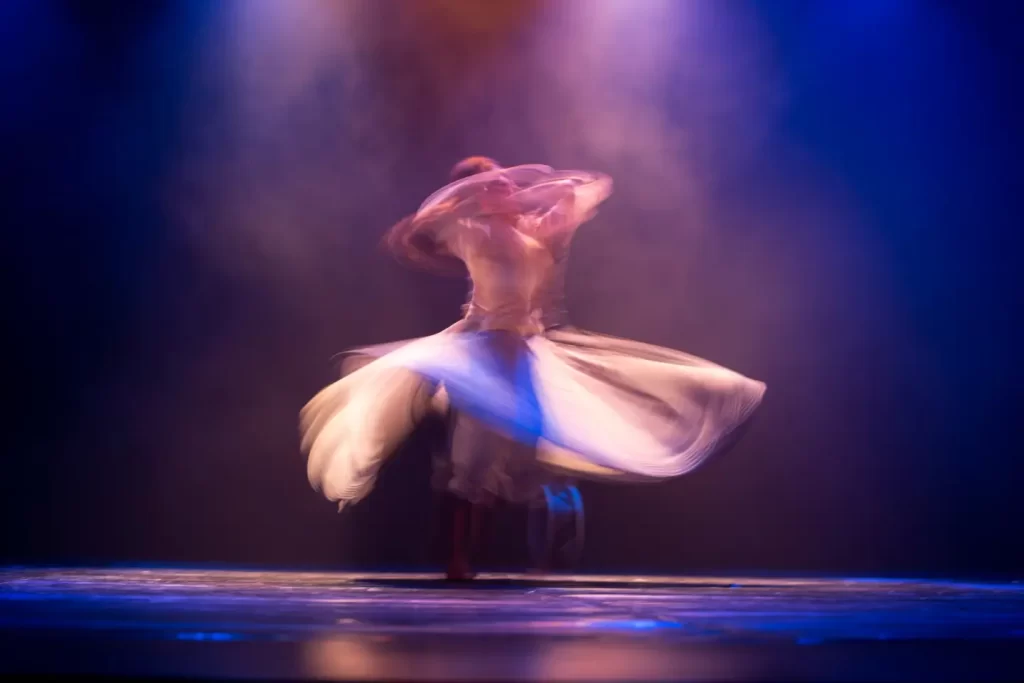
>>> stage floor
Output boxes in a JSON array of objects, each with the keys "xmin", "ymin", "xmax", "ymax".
[{"xmin": 1, "ymin": 568, "xmax": 1022, "ymax": 681}]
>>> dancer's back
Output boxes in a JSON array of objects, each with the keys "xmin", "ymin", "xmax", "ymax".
[
  {"xmin": 394, "ymin": 161, "xmax": 612, "ymax": 333},
  {"xmin": 444, "ymin": 212, "xmax": 558, "ymax": 334}
]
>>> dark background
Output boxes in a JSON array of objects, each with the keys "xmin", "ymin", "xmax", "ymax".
[{"xmin": 4, "ymin": 0, "xmax": 1020, "ymax": 576}]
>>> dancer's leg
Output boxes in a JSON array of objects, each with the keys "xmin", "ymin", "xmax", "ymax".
[
  {"xmin": 441, "ymin": 330, "xmax": 543, "ymax": 580},
  {"xmin": 445, "ymin": 493, "xmax": 476, "ymax": 581}
]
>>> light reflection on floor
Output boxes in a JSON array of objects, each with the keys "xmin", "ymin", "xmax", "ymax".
[{"xmin": 1, "ymin": 568, "xmax": 1022, "ymax": 681}]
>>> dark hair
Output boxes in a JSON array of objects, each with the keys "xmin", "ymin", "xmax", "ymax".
[{"xmin": 449, "ymin": 156, "xmax": 501, "ymax": 181}]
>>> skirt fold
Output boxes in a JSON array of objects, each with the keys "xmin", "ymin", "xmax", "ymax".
[{"xmin": 301, "ymin": 326, "xmax": 765, "ymax": 507}]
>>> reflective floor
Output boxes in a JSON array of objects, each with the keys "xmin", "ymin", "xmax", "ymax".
[{"xmin": 1, "ymin": 568, "xmax": 1022, "ymax": 681}]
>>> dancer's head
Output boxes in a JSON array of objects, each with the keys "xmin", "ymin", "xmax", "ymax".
[{"xmin": 450, "ymin": 156, "xmax": 502, "ymax": 181}]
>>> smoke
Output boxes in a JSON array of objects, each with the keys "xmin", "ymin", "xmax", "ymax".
[
  {"xmin": 153, "ymin": 0, "xmax": 832, "ymax": 499},
  {"xmin": 166, "ymin": 0, "xmax": 791, "ymax": 341},
  {"xmin": 142, "ymin": 0, "xmax": 900, "ymax": 561},
  {"xmin": 23, "ymin": 0, "xmax": 1006, "ymax": 572}
]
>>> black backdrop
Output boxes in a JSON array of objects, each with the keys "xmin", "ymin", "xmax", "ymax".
[{"xmin": 4, "ymin": 0, "xmax": 1021, "ymax": 576}]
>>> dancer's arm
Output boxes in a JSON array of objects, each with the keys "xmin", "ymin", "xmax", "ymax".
[
  {"xmin": 382, "ymin": 199, "xmax": 465, "ymax": 276},
  {"xmin": 384, "ymin": 175, "xmax": 523, "ymax": 274},
  {"xmin": 514, "ymin": 172, "xmax": 613, "ymax": 249}
]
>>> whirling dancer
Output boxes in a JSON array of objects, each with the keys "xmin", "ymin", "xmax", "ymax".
[{"xmin": 301, "ymin": 157, "xmax": 766, "ymax": 579}]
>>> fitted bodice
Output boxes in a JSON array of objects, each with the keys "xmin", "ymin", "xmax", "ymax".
[
  {"xmin": 441, "ymin": 216, "xmax": 566, "ymax": 334},
  {"xmin": 411, "ymin": 164, "xmax": 611, "ymax": 334}
]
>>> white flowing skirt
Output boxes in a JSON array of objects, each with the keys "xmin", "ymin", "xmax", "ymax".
[{"xmin": 301, "ymin": 324, "xmax": 766, "ymax": 509}]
